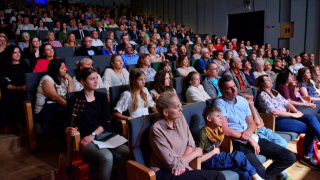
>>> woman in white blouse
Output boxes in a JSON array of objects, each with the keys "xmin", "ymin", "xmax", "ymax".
[
  {"xmin": 113, "ymin": 68, "xmax": 157, "ymax": 120},
  {"xmin": 175, "ymin": 55, "xmax": 196, "ymax": 77},
  {"xmin": 73, "ymin": 58, "xmax": 105, "ymax": 91},
  {"xmin": 102, "ymin": 55, "xmax": 129, "ymax": 90},
  {"xmin": 184, "ymin": 72, "xmax": 211, "ymax": 103}
]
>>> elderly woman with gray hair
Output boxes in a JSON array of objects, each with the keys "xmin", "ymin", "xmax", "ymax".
[
  {"xmin": 73, "ymin": 58, "xmax": 105, "ymax": 91},
  {"xmin": 253, "ymin": 59, "xmax": 268, "ymax": 79},
  {"xmin": 18, "ymin": 32, "xmax": 30, "ymax": 51}
]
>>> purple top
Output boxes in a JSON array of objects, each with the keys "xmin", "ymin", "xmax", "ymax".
[{"xmin": 277, "ymin": 84, "xmax": 297, "ymax": 101}]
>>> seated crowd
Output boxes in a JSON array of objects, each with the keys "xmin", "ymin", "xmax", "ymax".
[{"xmin": 0, "ymin": 1, "xmax": 319, "ymax": 180}]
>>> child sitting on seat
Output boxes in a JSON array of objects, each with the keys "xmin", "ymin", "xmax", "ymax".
[
  {"xmin": 238, "ymin": 92, "xmax": 292, "ymax": 180},
  {"xmin": 238, "ymin": 92, "xmax": 288, "ymax": 148},
  {"xmin": 195, "ymin": 106, "xmax": 263, "ymax": 180}
]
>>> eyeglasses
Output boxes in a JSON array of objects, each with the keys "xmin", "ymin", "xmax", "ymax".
[
  {"xmin": 208, "ymin": 68, "xmax": 218, "ymax": 71},
  {"xmin": 85, "ymin": 40, "xmax": 92, "ymax": 42}
]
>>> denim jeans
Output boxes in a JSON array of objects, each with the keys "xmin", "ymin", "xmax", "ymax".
[
  {"xmin": 233, "ymin": 139, "xmax": 296, "ymax": 180},
  {"xmin": 257, "ymin": 127, "xmax": 288, "ymax": 148},
  {"xmin": 202, "ymin": 151, "xmax": 257, "ymax": 180},
  {"xmin": 276, "ymin": 114, "xmax": 320, "ymax": 156},
  {"xmin": 155, "ymin": 169, "xmax": 226, "ymax": 180}
]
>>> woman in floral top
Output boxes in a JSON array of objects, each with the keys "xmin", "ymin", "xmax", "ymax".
[{"xmin": 255, "ymin": 75, "xmax": 320, "ymax": 169}]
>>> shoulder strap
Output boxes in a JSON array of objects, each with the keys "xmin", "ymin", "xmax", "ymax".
[{"xmin": 130, "ymin": 115, "xmax": 147, "ymax": 157}]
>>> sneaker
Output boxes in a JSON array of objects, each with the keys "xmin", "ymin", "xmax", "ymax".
[
  {"xmin": 301, "ymin": 156, "xmax": 320, "ymax": 170},
  {"xmin": 276, "ymin": 172, "xmax": 292, "ymax": 180}
]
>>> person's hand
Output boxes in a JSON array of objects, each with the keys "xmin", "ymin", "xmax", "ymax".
[
  {"xmin": 291, "ymin": 111, "xmax": 303, "ymax": 118},
  {"xmin": 193, "ymin": 147, "xmax": 203, "ymax": 157},
  {"xmin": 80, "ymin": 135, "xmax": 95, "ymax": 148},
  {"xmin": 172, "ymin": 167, "xmax": 186, "ymax": 176},
  {"xmin": 306, "ymin": 102, "xmax": 317, "ymax": 108},
  {"xmin": 248, "ymin": 138, "xmax": 260, "ymax": 154},
  {"xmin": 240, "ymin": 130, "xmax": 252, "ymax": 141},
  {"xmin": 65, "ymin": 127, "xmax": 78, "ymax": 137},
  {"xmin": 212, "ymin": 146, "xmax": 220, "ymax": 155},
  {"xmin": 127, "ymin": 116, "xmax": 133, "ymax": 121},
  {"xmin": 20, "ymin": 85, "xmax": 26, "ymax": 91},
  {"xmin": 63, "ymin": 73, "xmax": 73, "ymax": 81}
]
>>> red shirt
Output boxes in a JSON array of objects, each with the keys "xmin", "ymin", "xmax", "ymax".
[
  {"xmin": 214, "ymin": 44, "xmax": 223, "ymax": 51},
  {"xmin": 232, "ymin": 45, "xmax": 238, "ymax": 51},
  {"xmin": 234, "ymin": 70, "xmax": 246, "ymax": 90}
]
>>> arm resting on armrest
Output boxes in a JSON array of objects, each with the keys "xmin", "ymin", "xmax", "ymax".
[{"xmin": 126, "ymin": 160, "xmax": 156, "ymax": 180}]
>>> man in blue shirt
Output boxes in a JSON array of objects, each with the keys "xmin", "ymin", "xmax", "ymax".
[
  {"xmin": 196, "ymin": 48, "xmax": 213, "ymax": 74},
  {"xmin": 214, "ymin": 76, "xmax": 295, "ymax": 180},
  {"xmin": 224, "ymin": 42, "xmax": 239, "ymax": 57},
  {"xmin": 121, "ymin": 43, "xmax": 139, "ymax": 68}
]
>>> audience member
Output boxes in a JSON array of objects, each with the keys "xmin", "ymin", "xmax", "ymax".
[
  {"xmin": 256, "ymin": 75, "xmax": 320, "ymax": 170},
  {"xmin": 148, "ymin": 43, "xmax": 165, "ymax": 63},
  {"xmin": 35, "ymin": 19, "xmax": 48, "ymax": 33},
  {"xmin": 66, "ymin": 68, "xmax": 129, "ymax": 180},
  {"xmin": 16, "ymin": 17, "xmax": 35, "ymax": 35},
  {"xmin": 156, "ymin": 38, "xmax": 167, "ymax": 54},
  {"xmin": 102, "ymin": 54, "xmax": 129, "ymax": 90},
  {"xmin": 18, "ymin": 32, "xmax": 30, "ymax": 51},
  {"xmin": 214, "ymin": 50, "xmax": 229, "ymax": 72},
  {"xmin": 264, "ymin": 61, "xmax": 277, "ymax": 83},
  {"xmin": 138, "ymin": 36, "xmax": 150, "ymax": 54},
  {"xmin": 195, "ymin": 106, "xmax": 263, "ymax": 180},
  {"xmin": 150, "ymin": 70, "xmax": 176, "ymax": 101},
  {"xmin": 223, "ymin": 50, "xmax": 233, "ymax": 65},
  {"xmin": 33, "ymin": 44, "xmax": 63, "ymax": 72},
  {"xmin": 175, "ymin": 55, "xmax": 197, "ymax": 77},
  {"xmin": 72, "ymin": 22, "xmax": 89, "ymax": 40},
  {"xmin": 116, "ymin": 33, "xmax": 131, "ymax": 54},
  {"xmin": 297, "ymin": 68, "xmax": 320, "ymax": 104},
  {"xmin": 0, "ymin": 45, "xmax": 29, "ymax": 134},
  {"xmin": 241, "ymin": 60, "xmax": 255, "ymax": 86},
  {"xmin": 91, "ymin": 30, "xmax": 104, "ymax": 47},
  {"xmin": 149, "ymin": 92, "xmax": 225, "ymax": 180},
  {"xmin": 102, "ymin": 38, "xmax": 117, "ymax": 55},
  {"xmin": 75, "ymin": 36, "xmax": 101, "ymax": 56},
  {"xmin": 202, "ymin": 62, "xmax": 222, "ymax": 98},
  {"xmin": 224, "ymin": 42, "xmax": 239, "ymax": 57},
  {"xmin": 223, "ymin": 57, "xmax": 251, "ymax": 91},
  {"xmin": 23, "ymin": 37, "xmax": 40, "ymax": 70},
  {"xmin": 45, "ymin": 31, "xmax": 62, "ymax": 47},
  {"xmin": 58, "ymin": 23, "xmax": 69, "ymax": 43},
  {"xmin": 215, "ymin": 76, "xmax": 296, "ymax": 180},
  {"xmin": 184, "ymin": 72, "xmax": 211, "ymax": 103},
  {"xmin": 121, "ymin": 43, "xmax": 139, "ymax": 67},
  {"xmin": 67, "ymin": 20, "xmax": 78, "ymax": 31},
  {"xmin": 196, "ymin": 48, "xmax": 213, "ymax": 74},
  {"xmin": 64, "ymin": 33, "xmax": 80, "ymax": 55},
  {"xmin": 272, "ymin": 59, "xmax": 286, "ymax": 74},
  {"xmin": 113, "ymin": 68, "xmax": 156, "ymax": 120},
  {"xmin": 34, "ymin": 59, "xmax": 74, "ymax": 133},
  {"xmin": 165, "ymin": 44, "xmax": 178, "ymax": 61},
  {"xmin": 137, "ymin": 53, "xmax": 156, "ymax": 82},
  {"xmin": 159, "ymin": 61, "xmax": 174, "ymax": 79},
  {"xmin": 192, "ymin": 45, "xmax": 201, "ymax": 60},
  {"xmin": 300, "ymin": 52, "xmax": 312, "ymax": 68},
  {"xmin": 73, "ymin": 58, "xmax": 105, "ymax": 91}
]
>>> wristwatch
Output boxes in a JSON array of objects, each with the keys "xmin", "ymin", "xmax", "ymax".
[{"xmin": 91, "ymin": 132, "xmax": 97, "ymax": 138}]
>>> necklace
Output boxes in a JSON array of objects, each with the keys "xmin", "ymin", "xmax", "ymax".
[{"xmin": 114, "ymin": 69, "xmax": 126, "ymax": 85}]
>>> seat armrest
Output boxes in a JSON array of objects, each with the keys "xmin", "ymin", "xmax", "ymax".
[
  {"xmin": 74, "ymin": 131, "xmax": 81, "ymax": 151},
  {"xmin": 219, "ymin": 136, "xmax": 233, "ymax": 153},
  {"xmin": 126, "ymin": 160, "xmax": 156, "ymax": 180},
  {"xmin": 189, "ymin": 157, "xmax": 201, "ymax": 170},
  {"xmin": 23, "ymin": 100, "xmax": 37, "ymax": 151},
  {"xmin": 115, "ymin": 119, "xmax": 127, "ymax": 139},
  {"xmin": 259, "ymin": 113, "xmax": 275, "ymax": 132},
  {"xmin": 301, "ymin": 96, "xmax": 311, "ymax": 102}
]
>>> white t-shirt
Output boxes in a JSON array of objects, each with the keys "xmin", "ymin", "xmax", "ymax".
[
  {"xmin": 114, "ymin": 87, "xmax": 155, "ymax": 118},
  {"xmin": 35, "ymin": 75, "xmax": 68, "ymax": 114},
  {"xmin": 102, "ymin": 68, "xmax": 130, "ymax": 90}
]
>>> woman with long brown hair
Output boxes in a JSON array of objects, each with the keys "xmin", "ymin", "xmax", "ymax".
[{"xmin": 113, "ymin": 68, "xmax": 157, "ymax": 120}]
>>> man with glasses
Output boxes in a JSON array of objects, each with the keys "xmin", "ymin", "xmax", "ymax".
[
  {"xmin": 75, "ymin": 36, "xmax": 101, "ymax": 56},
  {"xmin": 224, "ymin": 42, "xmax": 239, "ymax": 57},
  {"xmin": 107, "ymin": 31, "xmax": 118, "ymax": 48},
  {"xmin": 202, "ymin": 62, "xmax": 222, "ymax": 98},
  {"xmin": 121, "ymin": 43, "xmax": 139, "ymax": 67},
  {"xmin": 116, "ymin": 33, "xmax": 131, "ymax": 54},
  {"xmin": 196, "ymin": 48, "xmax": 213, "ymax": 74}
]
